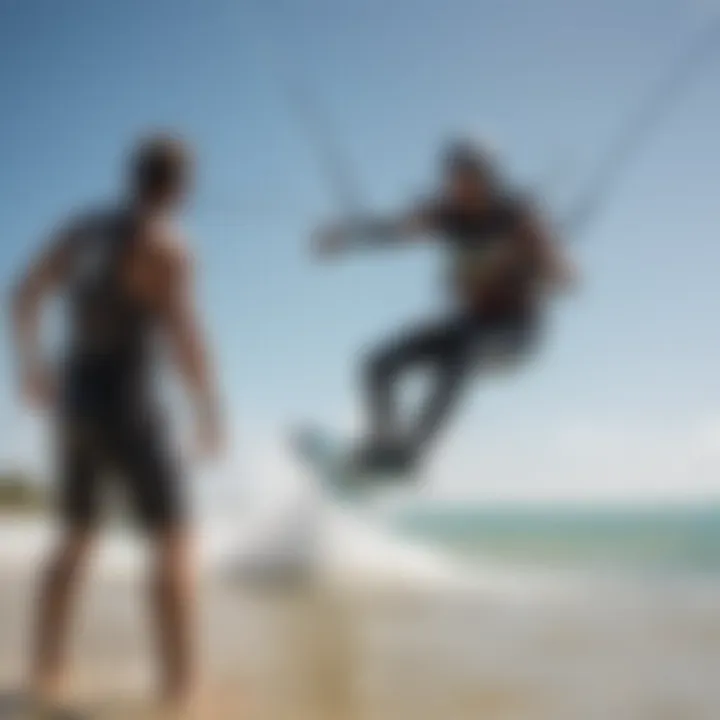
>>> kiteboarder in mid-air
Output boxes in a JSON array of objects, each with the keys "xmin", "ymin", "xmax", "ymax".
[{"xmin": 312, "ymin": 140, "xmax": 576, "ymax": 478}]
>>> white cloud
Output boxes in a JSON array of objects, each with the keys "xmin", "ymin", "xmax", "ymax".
[
  {"xmin": 420, "ymin": 417, "xmax": 720, "ymax": 503},
  {"xmin": 692, "ymin": 418, "xmax": 720, "ymax": 457}
]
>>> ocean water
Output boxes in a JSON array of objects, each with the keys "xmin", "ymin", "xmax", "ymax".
[
  {"xmin": 3, "ymin": 501, "xmax": 719, "ymax": 579},
  {"xmin": 393, "ymin": 502, "xmax": 720, "ymax": 576}
]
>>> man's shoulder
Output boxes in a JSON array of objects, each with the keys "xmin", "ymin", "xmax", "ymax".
[
  {"xmin": 145, "ymin": 217, "xmax": 194, "ymax": 281},
  {"xmin": 48, "ymin": 204, "xmax": 124, "ymax": 260},
  {"xmin": 60, "ymin": 202, "xmax": 116, "ymax": 236}
]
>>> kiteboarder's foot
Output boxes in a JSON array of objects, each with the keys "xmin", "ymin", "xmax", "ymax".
[
  {"xmin": 349, "ymin": 438, "xmax": 416, "ymax": 477},
  {"xmin": 290, "ymin": 425, "xmax": 359, "ymax": 492}
]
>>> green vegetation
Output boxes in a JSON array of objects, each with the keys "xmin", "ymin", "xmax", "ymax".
[
  {"xmin": 0, "ymin": 470, "xmax": 133, "ymax": 523},
  {"xmin": 0, "ymin": 471, "xmax": 49, "ymax": 514}
]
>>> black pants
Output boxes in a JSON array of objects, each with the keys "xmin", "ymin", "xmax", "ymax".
[
  {"xmin": 363, "ymin": 311, "xmax": 536, "ymax": 465},
  {"xmin": 57, "ymin": 370, "xmax": 185, "ymax": 532}
]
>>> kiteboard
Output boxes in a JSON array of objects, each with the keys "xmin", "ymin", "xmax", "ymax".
[{"xmin": 291, "ymin": 426, "xmax": 412, "ymax": 499}]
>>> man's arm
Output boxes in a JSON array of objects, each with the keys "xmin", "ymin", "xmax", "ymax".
[
  {"xmin": 158, "ymin": 242, "xmax": 223, "ymax": 457},
  {"xmin": 10, "ymin": 223, "xmax": 79, "ymax": 406}
]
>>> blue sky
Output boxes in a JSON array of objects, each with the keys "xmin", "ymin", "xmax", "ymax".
[{"xmin": 1, "ymin": 0, "xmax": 719, "ymax": 503}]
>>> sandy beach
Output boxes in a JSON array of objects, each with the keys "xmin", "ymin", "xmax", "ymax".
[{"xmin": 2, "ymin": 516, "xmax": 720, "ymax": 720}]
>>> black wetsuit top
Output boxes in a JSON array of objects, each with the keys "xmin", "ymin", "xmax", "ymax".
[
  {"xmin": 425, "ymin": 193, "xmax": 534, "ymax": 318},
  {"xmin": 58, "ymin": 207, "xmax": 183, "ymax": 530},
  {"xmin": 62, "ymin": 208, "xmax": 156, "ymax": 418}
]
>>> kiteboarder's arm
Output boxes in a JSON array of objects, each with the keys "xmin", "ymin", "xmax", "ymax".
[{"xmin": 313, "ymin": 204, "xmax": 438, "ymax": 258}]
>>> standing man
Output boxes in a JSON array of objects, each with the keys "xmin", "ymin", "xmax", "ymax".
[
  {"xmin": 315, "ymin": 139, "xmax": 575, "ymax": 476},
  {"xmin": 10, "ymin": 134, "xmax": 223, "ymax": 713}
]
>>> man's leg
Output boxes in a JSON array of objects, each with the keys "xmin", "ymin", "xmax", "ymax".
[
  {"xmin": 30, "ymin": 529, "xmax": 96, "ymax": 703},
  {"xmin": 405, "ymin": 344, "xmax": 470, "ymax": 466},
  {"xmin": 117, "ymin": 416, "xmax": 197, "ymax": 711},
  {"xmin": 31, "ymin": 421, "xmax": 100, "ymax": 702},
  {"xmin": 149, "ymin": 526, "xmax": 198, "ymax": 711},
  {"xmin": 407, "ymin": 314, "xmax": 537, "ymax": 464},
  {"xmin": 361, "ymin": 317, "xmax": 466, "ymax": 465},
  {"xmin": 363, "ymin": 339, "xmax": 406, "ymax": 445}
]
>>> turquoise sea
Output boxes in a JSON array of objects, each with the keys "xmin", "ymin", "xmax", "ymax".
[{"xmin": 393, "ymin": 502, "xmax": 720, "ymax": 575}]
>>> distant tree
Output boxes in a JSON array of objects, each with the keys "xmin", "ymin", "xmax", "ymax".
[
  {"xmin": 0, "ymin": 469, "xmax": 138, "ymax": 522},
  {"xmin": 0, "ymin": 470, "xmax": 49, "ymax": 513}
]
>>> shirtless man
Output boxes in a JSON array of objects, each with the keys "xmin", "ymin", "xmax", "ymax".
[{"xmin": 10, "ymin": 134, "xmax": 222, "ymax": 713}]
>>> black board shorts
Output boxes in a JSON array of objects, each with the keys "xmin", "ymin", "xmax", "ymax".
[{"xmin": 56, "ymin": 404, "xmax": 186, "ymax": 532}]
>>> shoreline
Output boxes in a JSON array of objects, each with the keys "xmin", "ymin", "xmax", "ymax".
[{"xmin": 2, "ymin": 531, "xmax": 720, "ymax": 718}]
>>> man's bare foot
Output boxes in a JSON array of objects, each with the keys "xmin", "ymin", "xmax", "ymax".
[
  {"xmin": 23, "ymin": 682, "xmax": 83, "ymax": 719},
  {"xmin": 29, "ymin": 673, "xmax": 69, "ymax": 709},
  {"xmin": 158, "ymin": 687, "xmax": 202, "ymax": 720}
]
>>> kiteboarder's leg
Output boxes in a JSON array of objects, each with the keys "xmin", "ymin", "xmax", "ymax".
[
  {"xmin": 363, "ymin": 341, "xmax": 401, "ymax": 446},
  {"xmin": 406, "ymin": 314, "xmax": 538, "ymax": 465},
  {"xmin": 360, "ymin": 316, "xmax": 467, "ymax": 468},
  {"xmin": 405, "ymin": 339, "xmax": 472, "ymax": 466}
]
